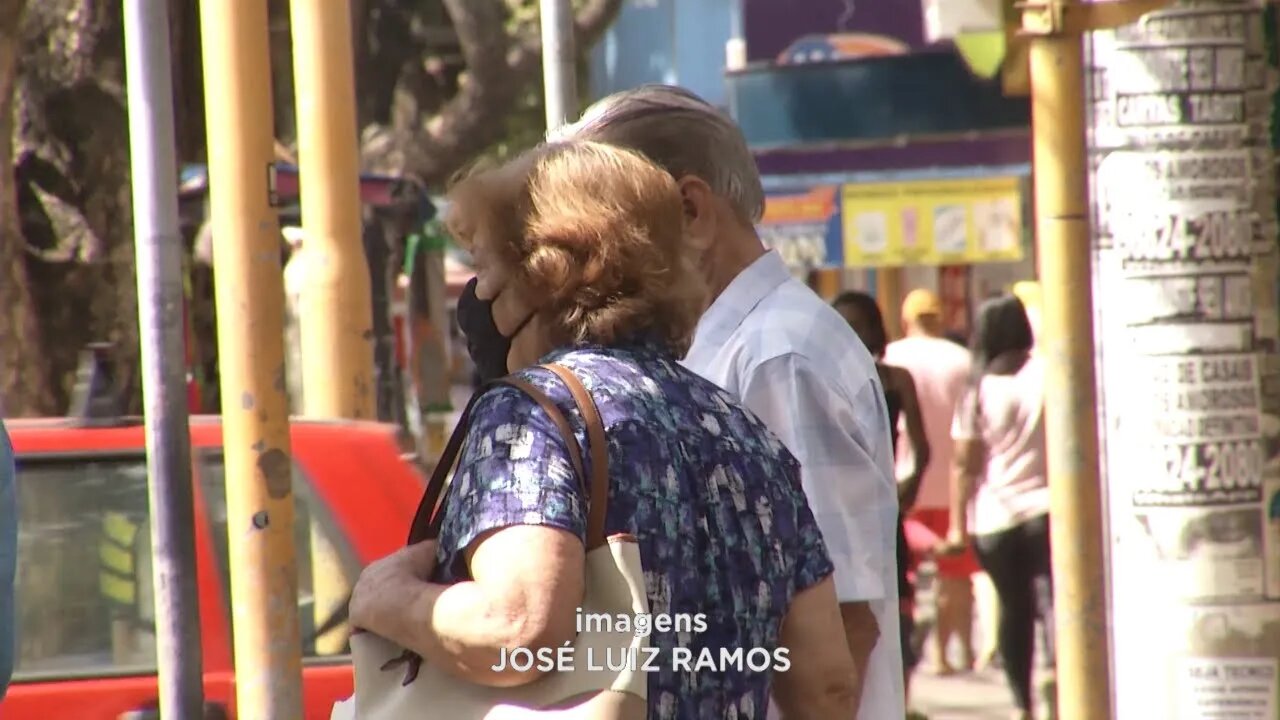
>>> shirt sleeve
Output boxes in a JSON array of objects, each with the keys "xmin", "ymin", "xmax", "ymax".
[
  {"xmin": 739, "ymin": 354, "xmax": 896, "ymax": 604},
  {"xmin": 788, "ymin": 469, "xmax": 837, "ymax": 594},
  {"xmin": 434, "ymin": 384, "xmax": 587, "ymax": 575}
]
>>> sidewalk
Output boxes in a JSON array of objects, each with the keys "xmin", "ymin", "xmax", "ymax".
[
  {"xmin": 908, "ymin": 566, "xmax": 1019, "ymax": 720},
  {"xmin": 911, "ymin": 667, "xmax": 1015, "ymax": 720}
]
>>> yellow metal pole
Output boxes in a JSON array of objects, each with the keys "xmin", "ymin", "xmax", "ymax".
[
  {"xmin": 1025, "ymin": 26, "xmax": 1111, "ymax": 720},
  {"xmin": 809, "ymin": 267, "xmax": 841, "ymax": 301},
  {"xmin": 288, "ymin": 0, "xmax": 371, "ymax": 657},
  {"xmin": 197, "ymin": 0, "xmax": 304, "ymax": 716},
  {"xmin": 289, "ymin": 0, "xmax": 376, "ymax": 421},
  {"xmin": 876, "ymin": 267, "xmax": 904, "ymax": 341}
]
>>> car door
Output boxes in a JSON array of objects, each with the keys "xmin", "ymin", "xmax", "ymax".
[
  {"xmin": 5, "ymin": 451, "xmax": 232, "ymax": 720},
  {"xmin": 194, "ymin": 451, "xmax": 363, "ymax": 719}
]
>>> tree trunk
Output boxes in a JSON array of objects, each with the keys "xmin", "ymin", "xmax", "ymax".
[
  {"xmin": 0, "ymin": 0, "xmax": 627, "ymax": 416},
  {"xmin": 0, "ymin": 0, "xmax": 53, "ymax": 416},
  {"xmin": 15, "ymin": 0, "xmax": 138, "ymax": 414},
  {"xmin": 358, "ymin": 0, "xmax": 623, "ymax": 188}
]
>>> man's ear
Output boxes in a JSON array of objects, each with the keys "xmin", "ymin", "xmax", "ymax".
[{"xmin": 677, "ymin": 176, "xmax": 717, "ymax": 253}]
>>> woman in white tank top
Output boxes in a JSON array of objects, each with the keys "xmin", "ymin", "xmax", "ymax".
[{"xmin": 936, "ymin": 295, "xmax": 1054, "ymax": 720}]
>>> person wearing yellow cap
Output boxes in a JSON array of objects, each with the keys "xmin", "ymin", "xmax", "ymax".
[{"xmin": 885, "ymin": 288, "xmax": 980, "ymax": 675}]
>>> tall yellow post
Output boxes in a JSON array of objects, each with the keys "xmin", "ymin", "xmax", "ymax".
[
  {"xmin": 198, "ymin": 0, "xmax": 304, "ymax": 716},
  {"xmin": 876, "ymin": 267, "xmax": 904, "ymax": 341},
  {"xmin": 809, "ymin": 267, "xmax": 842, "ymax": 301},
  {"xmin": 288, "ymin": 0, "xmax": 371, "ymax": 659},
  {"xmin": 1019, "ymin": 4, "xmax": 1173, "ymax": 717},
  {"xmin": 289, "ymin": 0, "xmax": 376, "ymax": 421},
  {"xmin": 1028, "ymin": 31, "xmax": 1111, "ymax": 718}
]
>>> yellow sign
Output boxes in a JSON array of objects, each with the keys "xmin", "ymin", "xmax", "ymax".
[{"xmin": 841, "ymin": 176, "xmax": 1025, "ymax": 268}]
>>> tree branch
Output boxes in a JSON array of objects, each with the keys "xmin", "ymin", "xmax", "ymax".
[{"xmin": 363, "ymin": 0, "xmax": 622, "ymax": 186}]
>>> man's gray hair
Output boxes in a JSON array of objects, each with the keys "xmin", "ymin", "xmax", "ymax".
[{"xmin": 548, "ymin": 84, "xmax": 766, "ymax": 223}]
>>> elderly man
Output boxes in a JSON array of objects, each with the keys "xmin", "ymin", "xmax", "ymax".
[
  {"xmin": 0, "ymin": 418, "xmax": 16, "ymax": 699},
  {"xmin": 552, "ymin": 85, "xmax": 903, "ymax": 718}
]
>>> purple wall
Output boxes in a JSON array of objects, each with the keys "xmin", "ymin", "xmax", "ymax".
[
  {"xmin": 743, "ymin": 0, "xmax": 927, "ymax": 62},
  {"xmin": 754, "ymin": 132, "xmax": 1032, "ymax": 176}
]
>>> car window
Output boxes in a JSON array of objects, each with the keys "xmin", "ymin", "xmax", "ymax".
[
  {"xmin": 197, "ymin": 454, "xmax": 360, "ymax": 662},
  {"xmin": 13, "ymin": 455, "xmax": 157, "ymax": 680}
]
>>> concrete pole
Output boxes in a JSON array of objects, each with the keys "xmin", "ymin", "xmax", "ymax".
[
  {"xmin": 1086, "ymin": 2, "xmax": 1280, "ymax": 717},
  {"xmin": 289, "ymin": 0, "xmax": 376, "ymax": 421},
  {"xmin": 541, "ymin": 0, "xmax": 579, "ymax": 130},
  {"xmin": 726, "ymin": 0, "xmax": 746, "ymax": 71},
  {"xmin": 197, "ymin": 0, "xmax": 304, "ymax": 716},
  {"xmin": 122, "ymin": 1, "xmax": 203, "ymax": 716}
]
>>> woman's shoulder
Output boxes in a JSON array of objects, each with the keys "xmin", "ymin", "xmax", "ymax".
[
  {"xmin": 468, "ymin": 368, "xmax": 576, "ymax": 426},
  {"xmin": 539, "ymin": 343, "xmax": 697, "ymax": 397},
  {"xmin": 548, "ymin": 343, "xmax": 644, "ymax": 368},
  {"xmin": 473, "ymin": 347, "xmax": 667, "ymax": 428}
]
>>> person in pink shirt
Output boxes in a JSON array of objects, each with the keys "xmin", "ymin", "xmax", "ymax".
[{"xmin": 884, "ymin": 288, "xmax": 980, "ymax": 674}]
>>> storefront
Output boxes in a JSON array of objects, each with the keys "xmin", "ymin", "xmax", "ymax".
[
  {"xmin": 726, "ymin": 0, "xmax": 1039, "ymax": 338},
  {"xmin": 757, "ymin": 170, "xmax": 1037, "ymax": 339}
]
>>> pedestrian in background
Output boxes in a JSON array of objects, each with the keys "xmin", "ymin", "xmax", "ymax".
[
  {"xmin": 553, "ymin": 84, "xmax": 905, "ymax": 719},
  {"xmin": 833, "ymin": 291, "xmax": 931, "ymax": 706},
  {"xmin": 885, "ymin": 289, "xmax": 980, "ymax": 674},
  {"xmin": 0, "ymin": 418, "xmax": 16, "ymax": 699},
  {"xmin": 937, "ymin": 294, "xmax": 1054, "ymax": 720}
]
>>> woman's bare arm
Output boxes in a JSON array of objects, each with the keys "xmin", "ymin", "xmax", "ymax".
[
  {"xmin": 772, "ymin": 576, "xmax": 860, "ymax": 719},
  {"xmin": 891, "ymin": 365, "xmax": 931, "ymax": 510},
  {"xmin": 946, "ymin": 438, "xmax": 983, "ymax": 548},
  {"xmin": 387, "ymin": 524, "xmax": 585, "ymax": 687}
]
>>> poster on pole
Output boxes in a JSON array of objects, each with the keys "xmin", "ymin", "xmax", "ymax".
[{"xmin": 1088, "ymin": 2, "xmax": 1280, "ymax": 717}]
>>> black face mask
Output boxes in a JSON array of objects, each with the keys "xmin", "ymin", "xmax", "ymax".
[{"xmin": 457, "ymin": 277, "xmax": 534, "ymax": 383}]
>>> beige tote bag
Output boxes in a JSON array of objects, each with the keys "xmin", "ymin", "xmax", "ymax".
[{"xmin": 332, "ymin": 363, "xmax": 649, "ymax": 719}]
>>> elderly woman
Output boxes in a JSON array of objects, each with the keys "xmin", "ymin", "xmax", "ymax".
[{"xmin": 348, "ymin": 140, "xmax": 858, "ymax": 718}]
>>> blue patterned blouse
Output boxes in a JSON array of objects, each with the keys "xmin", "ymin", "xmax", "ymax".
[{"xmin": 432, "ymin": 342, "xmax": 834, "ymax": 719}]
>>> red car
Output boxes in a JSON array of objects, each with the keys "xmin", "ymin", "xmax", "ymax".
[{"xmin": 3, "ymin": 416, "xmax": 426, "ymax": 719}]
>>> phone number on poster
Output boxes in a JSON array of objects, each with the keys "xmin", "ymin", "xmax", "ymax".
[
  {"xmin": 1111, "ymin": 208, "xmax": 1252, "ymax": 262},
  {"xmin": 1134, "ymin": 439, "xmax": 1264, "ymax": 505}
]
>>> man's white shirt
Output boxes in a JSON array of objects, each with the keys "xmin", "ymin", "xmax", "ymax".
[{"xmin": 683, "ymin": 250, "xmax": 904, "ymax": 719}]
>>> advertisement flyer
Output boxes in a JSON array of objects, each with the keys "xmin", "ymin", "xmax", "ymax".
[
  {"xmin": 839, "ymin": 176, "xmax": 1025, "ymax": 267},
  {"xmin": 1175, "ymin": 657, "xmax": 1278, "ymax": 719},
  {"xmin": 758, "ymin": 186, "xmax": 842, "ymax": 276},
  {"xmin": 1087, "ymin": 2, "xmax": 1280, "ymax": 717}
]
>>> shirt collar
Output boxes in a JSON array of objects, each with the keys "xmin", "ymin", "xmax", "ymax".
[{"xmin": 694, "ymin": 250, "xmax": 791, "ymax": 343}]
